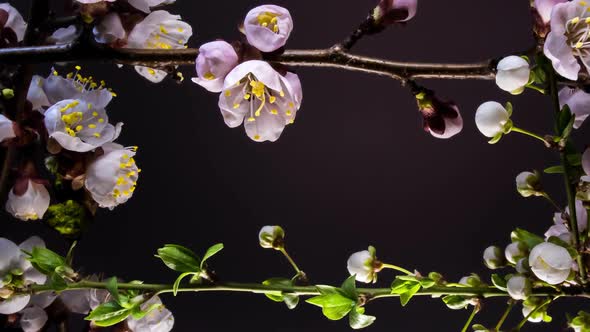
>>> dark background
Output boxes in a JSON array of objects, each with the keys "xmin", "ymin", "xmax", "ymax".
[{"xmin": 3, "ymin": 0, "xmax": 590, "ymax": 331}]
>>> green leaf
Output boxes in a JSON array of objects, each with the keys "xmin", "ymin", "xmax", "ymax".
[
  {"xmin": 511, "ymin": 229, "xmax": 544, "ymax": 250},
  {"xmin": 399, "ymin": 283, "xmax": 421, "ymax": 306},
  {"xmin": 173, "ymin": 272, "xmax": 197, "ymax": 296},
  {"xmin": 48, "ymin": 273, "xmax": 67, "ymax": 291},
  {"xmin": 26, "ymin": 247, "xmax": 66, "ymax": 275},
  {"xmin": 442, "ymin": 295, "xmax": 469, "ymax": 310},
  {"xmin": 200, "ymin": 243, "xmax": 224, "ymax": 269},
  {"xmin": 544, "ymin": 165, "xmax": 564, "ymax": 174},
  {"xmin": 262, "ymin": 278, "xmax": 300, "ymax": 309},
  {"xmin": 349, "ymin": 306, "xmax": 376, "ymax": 329},
  {"xmin": 567, "ymin": 153, "xmax": 583, "ymax": 166},
  {"xmin": 105, "ymin": 277, "xmax": 120, "ymax": 304},
  {"xmin": 316, "ymin": 285, "xmax": 341, "ymax": 295},
  {"xmin": 340, "ymin": 275, "xmax": 358, "ymax": 299},
  {"xmin": 558, "ymin": 105, "xmax": 573, "ymax": 135},
  {"xmin": 85, "ymin": 301, "xmax": 132, "ymax": 327},
  {"xmin": 419, "ymin": 278, "xmax": 436, "ymax": 288},
  {"xmin": 491, "ymin": 274, "xmax": 507, "ymax": 291},
  {"xmin": 130, "ymin": 302, "xmax": 162, "ymax": 320},
  {"xmin": 307, "ymin": 293, "xmax": 355, "ymax": 320},
  {"xmin": 156, "ymin": 244, "xmax": 201, "ymax": 273}
]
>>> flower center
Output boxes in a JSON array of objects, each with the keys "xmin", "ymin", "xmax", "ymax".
[
  {"xmin": 565, "ymin": 5, "xmax": 590, "ymax": 51},
  {"xmin": 113, "ymin": 150, "xmax": 140, "ymax": 200},
  {"xmin": 257, "ymin": 12, "xmax": 280, "ymax": 33}
]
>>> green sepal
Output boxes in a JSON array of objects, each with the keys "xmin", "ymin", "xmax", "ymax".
[
  {"xmin": 511, "ymin": 229, "xmax": 544, "ymax": 250},
  {"xmin": 544, "ymin": 165, "xmax": 564, "ymax": 174},
  {"xmin": 262, "ymin": 278, "xmax": 300, "ymax": 309},
  {"xmin": 491, "ymin": 274, "xmax": 507, "ymax": 292},
  {"xmin": 488, "ymin": 133, "xmax": 503, "ymax": 145}
]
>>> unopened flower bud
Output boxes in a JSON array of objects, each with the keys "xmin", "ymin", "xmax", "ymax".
[
  {"xmin": 505, "ymin": 242, "xmax": 527, "ymax": 264},
  {"xmin": 570, "ymin": 311, "xmax": 590, "ymax": 332},
  {"xmin": 415, "ymin": 89, "xmax": 463, "ymax": 139},
  {"xmin": 475, "ymin": 101, "xmax": 512, "ymax": 139},
  {"xmin": 507, "ymin": 275, "xmax": 532, "ymax": 300},
  {"xmin": 372, "ymin": 0, "xmax": 418, "ymax": 25},
  {"xmin": 496, "ymin": 56, "xmax": 531, "ymax": 95},
  {"xmin": 244, "ymin": 5, "xmax": 293, "ymax": 53},
  {"xmin": 192, "ymin": 41, "xmax": 239, "ymax": 93},
  {"xmin": 459, "ymin": 274, "xmax": 482, "ymax": 287},
  {"xmin": 483, "ymin": 246, "xmax": 506, "ymax": 269},
  {"xmin": 347, "ymin": 246, "xmax": 381, "ymax": 283},
  {"xmin": 516, "ymin": 258, "xmax": 530, "ymax": 274},
  {"xmin": 516, "ymin": 171, "xmax": 544, "ymax": 197},
  {"xmin": 258, "ymin": 225, "xmax": 285, "ymax": 250}
]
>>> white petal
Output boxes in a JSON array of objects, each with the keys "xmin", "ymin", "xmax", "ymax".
[
  {"xmin": 0, "ymin": 114, "xmax": 15, "ymax": 142},
  {"xmin": 134, "ymin": 66, "xmax": 168, "ymax": 83},
  {"xmin": 223, "ymin": 61, "xmax": 282, "ymax": 92},
  {"xmin": 0, "ymin": 295, "xmax": 30, "ymax": 314},
  {"xmin": 544, "ymin": 31, "xmax": 580, "ymax": 80},
  {"xmin": 0, "ymin": 238, "xmax": 21, "ymax": 271},
  {"xmin": 48, "ymin": 25, "xmax": 78, "ymax": 45},
  {"xmin": 0, "ymin": 4, "xmax": 27, "ymax": 42},
  {"xmin": 20, "ymin": 306, "xmax": 48, "ymax": 332},
  {"xmin": 26, "ymin": 76, "xmax": 50, "ymax": 111},
  {"xmin": 496, "ymin": 56, "xmax": 530, "ymax": 93},
  {"xmin": 475, "ymin": 101, "xmax": 510, "ymax": 137},
  {"xmin": 5, "ymin": 181, "xmax": 50, "ymax": 221},
  {"xmin": 93, "ymin": 13, "xmax": 126, "ymax": 44}
]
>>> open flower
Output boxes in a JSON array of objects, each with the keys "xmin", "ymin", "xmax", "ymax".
[
  {"xmin": 0, "ymin": 114, "xmax": 15, "ymax": 143},
  {"xmin": 0, "ymin": 3, "xmax": 27, "ymax": 42},
  {"xmin": 85, "ymin": 143, "xmax": 140, "ymax": 209},
  {"xmin": 475, "ymin": 101, "xmax": 511, "ymax": 138},
  {"xmin": 0, "ymin": 236, "xmax": 46, "ymax": 314},
  {"xmin": 415, "ymin": 90, "xmax": 463, "ymax": 139},
  {"xmin": 559, "ymin": 87, "xmax": 590, "ymax": 129},
  {"xmin": 507, "ymin": 275, "xmax": 532, "ymax": 300},
  {"xmin": 535, "ymin": 0, "xmax": 567, "ymax": 24},
  {"xmin": 529, "ymin": 242, "xmax": 573, "ymax": 285},
  {"xmin": 496, "ymin": 56, "xmax": 531, "ymax": 94},
  {"xmin": 44, "ymin": 99, "xmax": 122, "ymax": 152},
  {"xmin": 244, "ymin": 5, "xmax": 293, "ymax": 53},
  {"xmin": 127, "ymin": 11, "xmax": 192, "ymax": 83},
  {"xmin": 192, "ymin": 41, "xmax": 239, "ymax": 92},
  {"xmin": 516, "ymin": 171, "xmax": 543, "ymax": 197},
  {"xmin": 27, "ymin": 68, "xmax": 114, "ymax": 112},
  {"xmin": 126, "ymin": 296, "xmax": 174, "ymax": 332},
  {"xmin": 6, "ymin": 180, "xmax": 50, "ymax": 221},
  {"xmin": 544, "ymin": 1, "xmax": 590, "ymax": 80},
  {"xmin": 218, "ymin": 60, "xmax": 302, "ymax": 142},
  {"xmin": 373, "ymin": 0, "xmax": 418, "ymax": 24},
  {"xmin": 347, "ymin": 247, "xmax": 381, "ymax": 283}
]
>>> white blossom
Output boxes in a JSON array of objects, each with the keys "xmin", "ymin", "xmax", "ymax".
[
  {"xmin": 126, "ymin": 11, "xmax": 192, "ymax": 83},
  {"xmin": 475, "ymin": 101, "xmax": 511, "ymax": 138},
  {"xmin": 483, "ymin": 246, "xmax": 505, "ymax": 269},
  {"xmin": 85, "ymin": 143, "xmax": 140, "ymax": 209},
  {"xmin": 507, "ymin": 275, "xmax": 532, "ymax": 300},
  {"xmin": 535, "ymin": 0, "xmax": 567, "ymax": 24},
  {"xmin": 244, "ymin": 5, "xmax": 293, "ymax": 53},
  {"xmin": 0, "ymin": 237, "xmax": 46, "ymax": 314},
  {"xmin": 347, "ymin": 247, "xmax": 379, "ymax": 284},
  {"xmin": 47, "ymin": 25, "xmax": 78, "ymax": 45},
  {"xmin": 218, "ymin": 60, "xmax": 303, "ymax": 142},
  {"xmin": 126, "ymin": 296, "xmax": 174, "ymax": 332},
  {"xmin": 496, "ymin": 56, "xmax": 531, "ymax": 94},
  {"xmin": 192, "ymin": 41, "xmax": 239, "ymax": 92},
  {"xmin": 505, "ymin": 242, "xmax": 527, "ymax": 265},
  {"xmin": 6, "ymin": 180, "xmax": 50, "ymax": 221},
  {"xmin": 529, "ymin": 242, "xmax": 573, "ymax": 285}
]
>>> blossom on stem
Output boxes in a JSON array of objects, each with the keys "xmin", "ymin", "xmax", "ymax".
[
  {"xmin": 553, "ymin": 200, "xmax": 588, "ymax": 233},
  {"xmin": 475, "ymin": 101, "xmax": 512, "ymax": 138},
  {"xmin": 483, "ymin": 246, "xmax": 505, "ymax": 269},
  {"xmin": 126, "ymin": 296, "xmax": 174, "ymax": 332},
  {"xmin": 495, "ymin": 56, "xmax": 531, "ymax": 95},
  {"xmin": 93, "ymin": 13, "xmax": 126, "ymax": 44},
  {"xmin": 535, "ymin": 0, "xmax": 567, "ymax": 24},
  {"xmin": 85, "ymin": 143, "xmax": 140, "ymax": 209},
  {"xmin": 347, "ymin": 246, "xmax": 381, "ymax": 283},
  {"xmin": 373, "ymin": 0, "xmax": 418, "ymax": 25},
  {"xmin": 415, "ymin": 90, "xmax": 463, "ymax": 139},
  {"xmin": 258, "ymin": 225, "xmax": 285, "ymax": 250},
  {"xmin": 516, "ymin": 171, "xmax": 543, "ymax": 197},
  {"xmin": 0, "ymin": 114, "xmax": 15, "ymax": 143},
  {"xmin": 244, "ymin": 5, "xmax": 293, "ymax": 53},
  {"xmin": 44, "ymin": 99, "xmax": 122, "ymax": 152},
  {"xmin": 218, "ymin": 60, "xmax": 303, "ymax": 142},
  {"xmin": 0, "ymin": 3, "xmax": 27, "ymax": 42},
  {"xmin": 529, "ymin": 242, "xmax": 573, "ymax": 285},
  {"xmin": 192, "ymin": 41, "xmax": 239, "ymax": 93},
  {"xmin": 0, "ymin": 236, "xmax": 46, "ymax": 314},
  {"xmin": 6, "ymin": 180, "xmax": 50, "ymax": 221},
  {"xmin": 505, "ymin": 242, "xmax": 527, "ymax": 265},
  {"xmin": 544, "ymin": 1, "xmax": 590, "ymax": 80},
  {"xmin": 559, "ymin": 87, "xmax": 590, "ymax": 129},
  {"xmin": 507, "ymin": 275, "xmax": 532, "ymax": 300},
  {"xmin": 127, "ymin": 10, "xmax": 192, "ymax": 83}
]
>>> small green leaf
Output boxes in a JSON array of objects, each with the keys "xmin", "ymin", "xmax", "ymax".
[
  {"xmin": 349, "ymin": 306, "xmax": 376, "ymax": 329},
  {"xmin": 442, "ymin": 295, "xmax": 469, "ymax": 310},
  {"xmin": 26, "ymin": 247, "xmax": 66, "ymax": 275},
  {"xmin": 400, "ymin": 283, "xmax": 421, "ymax": 307},
  {"xmin": 106, "ymin": 277, "xmax": 120, "ymax": 304},
  {"xmin": 130, "ymin": 302, "xmax": 162, "ymax": 320},
  {"xmin": 567, "ymin": 153, "xmax": 583, "ymax": 166},
  {"xmin": 419, "ymin": 278, "xmax": 436, "ymax": 288},
  {"xmin": 85, "ymin": 301, "xmax": 132, "ymax": 327},
  {"xmin": 48, "ymin": 273, "xmax": 67, "ymax": 291},
  {"xmin": 156, "ymin": 244, "xmax": 201, "ymax": 273},
  {"xmin": 340, "ymin": 275, "xmax": 358, "ymax": 299},
  {"xmin": 491, "ymin": 274, "xmax": 507, "ymax": 291},
  {"xmin": 511, "ymin": 229, "xmax": 544, "ymax": 250},
  {"xmin": 200, "ymin": 243, "xmax": 224, "ymax": 269},
  {"xmin": 544, "ymin": 165, "xmax": 564, "ymax": 174}
]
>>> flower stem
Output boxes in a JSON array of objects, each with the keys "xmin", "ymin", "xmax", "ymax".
[
  {"xmin": 495, "ymin": 300, "xmax": 514, "ymax": 331},
  {"xmin": 542, "ymin": 193, "xmax": 564, "ymax": 213},
  {"xmin": 279, "ymin": 248, "xmax": 302, "ymax": 275},
  {"xmin": 460, "ymin": 306, "xmax": 479, "ymax": 332},
  {"xmin": 380, "ymin": 263, "xmax": 414, "ymax": 275},
  {"xmin": 514, "ymin": 298, "xmax": 552, "ymax": 331},
  {"xmin": 510, "ymin": 127, "xmax": 548, "ymax": 144}
]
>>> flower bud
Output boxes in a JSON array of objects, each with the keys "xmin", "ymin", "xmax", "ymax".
[
  {"xmin": 483, "ymin": 246, "xmax": 505, "ymax": 269},
  {"xmin": 475, "ymin": 101, "xmax": 512, "ymax": 138},
  {"xmin": 258, "ymin": 225, "xmax": 285, "ymax": 250},
  {"xmin": 522, "ymin": 298, "xmax": 549, "ymax": 323},
  {"xmin": 415, "ymin": 90, "xmax": 463, "ymax": 139},
  {"xmin": 192, "ymin": 41, "xmax": 239, "ymax": 93},
  {"xmin": 347, "ymin": 246, "xmax": 381, "ymax": 283},
  {"xmin": 516, "ymin": 171, "xmax": 543, "ymax": 197},
  {"xmin": 529, "ymin": 242, "xmax": 573, "ymax": 285},
  {"xmin": 372, "ymin": 0, "xmax": 418, "ymax": 25},
  {"xmin": 505, "ymin": 242, "xmax": 527, "ymax": 264},
  {"xmin": 496, "ymin": 56, "xmax": 531, "ymax": 95},
  {"xmin": 0, "ymin": 114, "xmax": 16, "ymax": 143},
  {"xmin": 507, "ymin": 275, "xmax": 532, "ymax": 300},
  {"xmin": 459, "ymin": 274, "xmax": 482, "ymax": 287},
  {"xmin": 516, "ymin": 258, "xmax": 530, "ymax": 274},
  {"xmin": 244, "ymin": 5, "xmax": 293, "ymax": 53}
]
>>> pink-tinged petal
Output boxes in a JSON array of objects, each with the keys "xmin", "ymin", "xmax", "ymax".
[
  {"xmin": 559, "ymin": 87, "xmax": 590, "ymax": 129},
  {"xmin": 0, "ymin": 238, "xmax": 21, "ymax": 271},
  {"xmin": 217, "ymin": 92, "xmax": 248, "ymax": 128},
  {"xmin": 42, "ymin": 75, "xmax": 84, "ymax": 105},
  {"xmin": 535, "ymin": 0, "xmax": 567, "ymax": 24},
  {"xmin": 244, "ymin": 5, "xmax": 293, "ymax": 53},
  {"xmin": 47, "ymin": 25, "xmax": 77, "ymax": 45},
  {"xmin": 281, "ymin": 72, "xmax": 303, "ymax": 108},
  {"xmin": 6, "ymin": 181, "xmax": 50, "ymax": 221},
  {"xmin": 544, "ymin": 32, "xmax": 580, "ymax": 80},
  {"xmin": 30, "ymin": 293, "xmax": 57, "ymax": 309},
  {"xmin": 26, "ymin": 76, "xmax": 50, "ymax": 111},
  {"xmin": 430, "ymin": 110, "xmax": 463, "ymax": 139},
  {"xmin": 0, "ymin": 295, "xmax": 30, "ymax": 314},
  {"xmin": 93, "ymin": 13, "xmax": 126, "ymax": 44},
  {"xmin": 134, "ymin": 66, "xmax": 168, "ymax": 83},
  {"xmin": 20, "ymin": 305, "xmax": 48, "ymax": 332},
  {"xmin": 244, "ymin": 107, "xmax": 287, "ymax": 142},
  {"xmin": 583, "ymin": 147, "xmax": 590, "ymax": 177},
  {"xmin": 0, "ymin": 114, "xmax": 15, "ymax": 143},
  {"xmin": 375, "ymin": 0, "xmax": 418, "ymax": 23},
  {"xmin": 224, "ymin": 60, "xmax": 282, "ymax": 92},
  {"xmin": 60, "ymin": 289, "xmax": 91, "ymax": 314},
  {"xmin": 0, "ymin": 4, "xmax": 27, "ymax": 42},
  {"xmin": 192, "ymin": 41, "xmax": 239, "ymax": 93}
]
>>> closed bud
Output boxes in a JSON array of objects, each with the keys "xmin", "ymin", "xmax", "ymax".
[
  {"xmin": 415, "ymin": 89, "xmax": 463, "ymax": 139},
  {"xmin": 347, "ymin": 246, "xmax": 381, "ymax": 283},
  {"xmin": 372, "ymin": 0, "xmax": 418, "ymax": 26},
  {"xmin": 258, "ymin": 225, "xmax": 285, "ymax": 250},
  {"xmin": 507, "ymin": 275, "xmax": 532, "ymax": 300},
  {"xmin": 516, "ymin": 171, "xmax": 544, "ymax": 197},
  {"xmin": 505, "ymin": 242, "xmax": 527, "ymax": 264},
  {"xmin": 495, "ymin": 56, "xmax": 531, "ymax": 95},
  {"xmin": 483, "ymin": 246, "xmax": 506, "ymax": 269}
]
